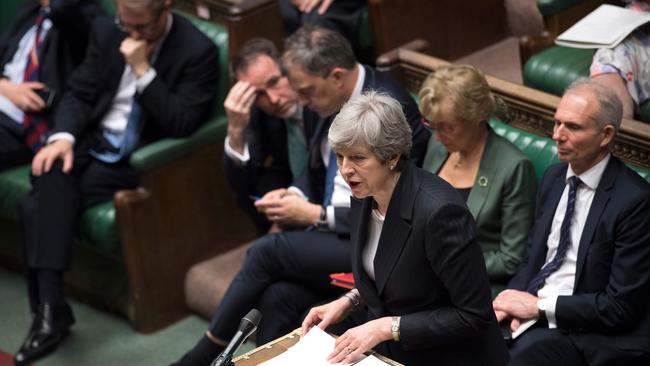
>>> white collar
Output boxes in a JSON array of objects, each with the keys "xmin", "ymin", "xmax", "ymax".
[{"xmin": 566, "ymin": 153, "xmax": 611, "ymax": 190}]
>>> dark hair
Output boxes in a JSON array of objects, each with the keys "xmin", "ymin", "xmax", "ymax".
[
  {"xmin": 229, "ymin": 38, "xmax": 280, "ymax": 80},
  {"xmin": 282, "ymin": 25, "xmax": 356, "ymax": 78}
]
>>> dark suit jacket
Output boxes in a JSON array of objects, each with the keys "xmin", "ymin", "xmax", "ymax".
[
  {"xmin": 294, "ymin": 65, "xmax": 430, "ymax": 235},
  {"xmin": 52, "ymin": 13, "xmax": 219, "ymax": 151},
  {"xmin": 423, "ymin": 126, "xmax": 537, "ymax": 295},
  {"xmin": 509, "ymin": 156, "xmax": 650, "ymax": 363},
  {"xmin": 350, "ymin": 163, "xmax": 509, "ymax": 366},
  {"xmin": 223, "ymin": 106, "xmax": 316, "ymax": 200},
  {"xmin": 0, "ymin": 0, "xmax": 104, "ymax": 134}
]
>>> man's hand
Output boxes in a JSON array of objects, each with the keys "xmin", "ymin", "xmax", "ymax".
[
  {"xmin": 0, "ymin": 79, "xmax": 46, "ymax": 112},
  {"xmin": 120, "ymin": 38, "xmax": 151, "ymax": 77},
  {"xmin": 292, "ymin": 0, "xmax": 334, "ymax": 14},
  {"xmin": 255, "ymin": 189, "xmax": 321, "ymax": 225},
  {"xmin": 493, "ymin": 289, "xmax": 540, "ymax": 328},
  {"xmin": 224, "ymin": 81, "xmax": 257, "ymax": 154},
  {"xmin": 32, "ymin": 139, "xmax": 74, "ymax": 176},
  {"xmin": 254, "ymin": 188, "xmax": 289, "ymax": 214}
]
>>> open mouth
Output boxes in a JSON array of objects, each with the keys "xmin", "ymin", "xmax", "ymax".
[{"xmin": 348, "ymin": 181, "xmax": 360, "ymax": 189}]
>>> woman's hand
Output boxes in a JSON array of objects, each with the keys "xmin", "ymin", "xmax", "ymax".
[
  {"xmin": 301, "ymin": 297, "xmax": 352, "ymax": 337},
  {"xmin": 327, "ymin": 317, "xmax": 393, "ymax": 364}
]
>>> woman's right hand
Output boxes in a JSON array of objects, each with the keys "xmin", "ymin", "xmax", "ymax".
[{"xmin": 301, "ymin": 297, "xmax": 352, "ymax": 336}]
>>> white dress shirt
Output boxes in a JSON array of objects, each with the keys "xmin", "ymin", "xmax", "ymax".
[
  {"xmin": 537, "ymin": 154, "xmax": 610, "ymax": 328},
  {"xmin": 362, "ymin": 208, "xmax": 385, "ymax": 281},
  {"xmin": 0, "ymin": 16, "xmax": 53, "ymax": 123}
]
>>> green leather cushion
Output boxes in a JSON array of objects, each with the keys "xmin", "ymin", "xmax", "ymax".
[
  {"xmin": 537, "ymin": 0, "xmax": 587, "ymax": 16},
  {"xmin": 524, "ymin": 46, "xmax": 650, "ymax": 122}
]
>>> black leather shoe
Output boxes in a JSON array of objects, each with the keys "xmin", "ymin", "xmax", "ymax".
[{"xmin": 14, "ymin": 301, "xmax": 75, "ymax": 366}]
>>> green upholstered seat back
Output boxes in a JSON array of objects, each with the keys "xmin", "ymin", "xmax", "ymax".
[
  {"xmin": 0, "ymin": 0, "xmax": 25, "ymax": 33},
  {"xmin": 537, "ymin": 0, "xmax": 589, "ymax": 16},
  {"xmin": 489, "ymin": 119, "xmax": 560, "ymax": 181},
  {"xmin": 523, "ymin": 45, "xmax": 650, "ymax": 122}
]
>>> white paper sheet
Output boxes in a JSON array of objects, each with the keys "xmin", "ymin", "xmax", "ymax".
[{"xmin": 258, "ymin": 327, "xmax": 388, "ymax": 366}]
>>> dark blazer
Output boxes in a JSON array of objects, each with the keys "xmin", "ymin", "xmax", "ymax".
[
  {"xmin": 423, "ymin": 126, "xmax": 537, "ymax": 295},
  {"xmin": 223, "ymin": 106, "xmax": 316, "ymax": 199},
  {"xmin": 509, "ymin": 156, "xmax": 650, "ymax": 364},
  {"xmin": 52, "ymin": 13, "xmax": 219, "ymax": 150},
  {"xmin": 294, "ymin": 65, "xmax": 430, "ymax": 235},
  {"xmin": 0, "ymin": 0, "xmax": 104, "ymax": 134},
  {"xmin": 350, "ymin": 163, "xmax": 509, "ymax": 366}
]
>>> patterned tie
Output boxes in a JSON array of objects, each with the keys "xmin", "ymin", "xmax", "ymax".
[
  {"xmin": 322, "ymin": 150, "xmax": 337, "ymax": 206},
  {"xmin": 285, "ymin": 117, "xmax": 307, "ymax": 179},
  {"xmin": 22, "ymin": 9, "xmax": 48, "ymax": 152},
  {"xmin": 527, "ymin": 176, "xmax": 582, "ymax": 294}
]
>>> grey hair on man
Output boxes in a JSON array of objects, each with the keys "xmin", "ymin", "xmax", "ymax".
[
  {"xmin": 282, "ymin": 24, "xmax": 356, "ymax": 78},
  {"xmin": 566, "ymin": 78, "xmax": 623, "ymax": 134},
  {"xmin": 329, "ymin": 91, "xmax": 412, "ymax": 170}
]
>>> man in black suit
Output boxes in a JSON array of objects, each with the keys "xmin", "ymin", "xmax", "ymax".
[
  {"xmin": 223, "ymin": 38, "xmax": 309, "ymax": 235},
  {"xmin": 0, "ymin": 0, "xmax": 104, "ymax": 170},
  {"xmin": 15, "ymin": 0, "xmax": 219, "ymax": 364},
  {"xmin": 172, "ymin": 25, "xmax": 428, "ymax": 366},
  {"xmin": 493, "ymin": 79, "xmax": 650, "ymax": 365}
]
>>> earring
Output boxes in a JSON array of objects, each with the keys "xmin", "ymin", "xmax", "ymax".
[{"xmin": 390, "ymin": 165, "xmax": 395, "ymax": 171}]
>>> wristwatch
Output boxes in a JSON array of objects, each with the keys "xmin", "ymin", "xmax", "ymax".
[
  {"xmin": 316, "ymin": 206, "xmax": 328, "ymax": 231},
  {"xmin": 391, "ymin": 316, "xmax": 400, "ymax": 341}
]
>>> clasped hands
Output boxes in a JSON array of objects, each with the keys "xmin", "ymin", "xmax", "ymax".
[
  {"xmin": 301, "ymin": 297, "xmax": 392, "ymax": 364},
  {"xmin": 291, "ymin": 0, "xmax": 334, "ymax": 14},
  {"xmin": 492, "ymin": 289, "xmax": 541, "ymax": 332},
  {"xmin": 254, "ymin": 188, "xmax": 321, "ymax": 226}
]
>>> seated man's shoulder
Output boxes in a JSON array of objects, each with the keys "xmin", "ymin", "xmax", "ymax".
[{"xmin": 171, "ymin": 14, "xmax": 219, "ymax": 54}]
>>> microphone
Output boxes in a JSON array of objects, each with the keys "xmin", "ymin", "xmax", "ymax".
[{"xmin": 211, "ymin": 309, "xmax": 262, "ymax": 366}]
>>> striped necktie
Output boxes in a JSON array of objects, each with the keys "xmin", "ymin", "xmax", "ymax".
[
  {"xmin": 22, "ymin": 9, "xmax": 48, "ymax": 152},
  {"xmin": 526, "ymin": 176, "xmax": 582, "ymax": 294}
]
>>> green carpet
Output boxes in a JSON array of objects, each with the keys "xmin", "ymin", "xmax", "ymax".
[{"xmin": 0, "ymin": 267, "xmax": 254, "ymax": 365}]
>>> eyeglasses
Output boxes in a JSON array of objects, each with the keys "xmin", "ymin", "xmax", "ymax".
[
  {"xmin": 421, "ymin": 117, "xmax": 456, "ymax": 134},
  {"xmin": 114, "ymin": 10, "xmax": 163, "ymax": 34}
]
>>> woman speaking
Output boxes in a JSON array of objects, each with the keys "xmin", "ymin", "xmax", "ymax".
[{"xmin": 301, "ymin": 91, "xmax": 508, "ymax": 366}]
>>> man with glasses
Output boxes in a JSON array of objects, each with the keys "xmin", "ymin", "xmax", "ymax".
[
  {"xmin": 14, "ymin": 0, "xmax": 219, "ymax": 364},
  {"xmin": 493, "ymin": 79, "xmax": 650, "ymax": 365},
  {"xmin": 223, "ymin": 38, "xmax": 311, "ymax": 235},
  {"xmin": 0, "ymin": 0, "xmax": 104, "ymax": 171}
]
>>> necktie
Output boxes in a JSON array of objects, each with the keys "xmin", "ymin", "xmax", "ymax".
[
  {"xmin": 91, "ymin": 102, "xmax": 141, "ymax": 163},
  {"xmin": 322, "ymin": 150, "xmax": 337, "ymax": 206},
  {"xmin": 285, "ymin": 117, "xmax": 307, "ymax": 179},
  {"xmin": 22, "ymin": 9, "xmax": 48, "ymax": 152},
  {"xmin": 526, "ymin": 176, "xmax": 582, "ymax": 294}
]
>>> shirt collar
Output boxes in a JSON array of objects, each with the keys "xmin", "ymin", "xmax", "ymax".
[
  {"xmin": 350, "ymin": 63, "xmax": 365, "ymax": 99},
  {"xmin": 566, "ymin": 153, "xmax": 611, "ymax": 190}
]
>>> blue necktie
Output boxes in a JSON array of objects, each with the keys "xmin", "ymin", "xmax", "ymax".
[
  {"xmin": 91, "ymin": 102, "xmax": 141, "ymax": 163},
  {"xmin": 322, "ymin": 150, "xmax": 337, "ymax": 206},
  {"xmin": 527, "ymin": 176, "xmax": 582, "ymax": 294}
]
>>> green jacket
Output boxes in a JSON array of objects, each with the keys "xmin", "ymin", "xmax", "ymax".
[{"xmin": 422, "ymin": 126, "xmax": 537, "ymax": 296}]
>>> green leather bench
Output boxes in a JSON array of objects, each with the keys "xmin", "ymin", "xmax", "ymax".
[
  {"xmin": 0, "ymin": 5, "xmax": 255, "ymax": 333},
  {"xmin": 489, "ymin": 118, "xmax": 650, "ymax": 183}
]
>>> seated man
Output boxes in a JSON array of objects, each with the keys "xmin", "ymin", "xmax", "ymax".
[
  {"xmin": 493, "ymin": 79, "xmax": 650, "ymax": 365},
  {"xmin": 278, "ymin": 0, "xmax": 366, "ymax": 48},
  {"xmin": 172, "ymin": 25, "xmax": 429, "ymax": 366},
  {"xmin": 0, "ymin": 0, "xmax": 104, "ymax": 171},
  {"xmin": 223, "ymin": 38, "xmax": 308, "ymax": 235},
  {"xmin": 15, "ymin": 0, "xmax": 219, "ymax": 364}
]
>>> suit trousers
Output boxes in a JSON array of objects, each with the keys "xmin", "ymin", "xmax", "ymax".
[
  {"xmin": 0, "ymin": 116, "xmax": 32, "ymax": 171},
  {"xmin": 208, "ymin": 230, "xmax": 351, "ymax": 344},
  {"xmin": 20, "ymin": 136, "xmax": 139, "ymax": 276}
]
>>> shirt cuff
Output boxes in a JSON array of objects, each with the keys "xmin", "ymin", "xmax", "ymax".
[
  {"xmin": 47, "ymin": 132, "xmax": 75, "ymax": 145},
  {"xmin": 288, "ymin": 186, "xmax": 307, "ymax": 200},
  {"xmin": 223, "ymin": 136, "xmax": 250, "ymax": 165},
  {"xmin": 135, "ymin": 67, "xmax": 156, "ymax": 93},
  {"xmin": 538, "ymin": 296, "xmax": 558, "ymax": 328},
  {"xmin": 326, "ymin": 205, "xmax": 336, "ymax": 230}
]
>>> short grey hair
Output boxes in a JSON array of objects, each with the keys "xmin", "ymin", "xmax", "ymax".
[
  {"xmin": 565, "ymin": 78, "xmax": 623, "ymax": 133},
  {"xmin": 328, "ymin": 91, "xmax": 412, "ymax": 170},
  {"xmin": 282, "ymin": 25, "xmax": 356, "ymax": 78}
]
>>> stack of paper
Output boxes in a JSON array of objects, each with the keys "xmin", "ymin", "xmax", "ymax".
[
  {"xmin": 555, "ymin": 4, "xmax": 650, "ymax": 49},
  {"xmin": 258, "ymin": 327, "xmax": 389, "ymax": 366}
]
